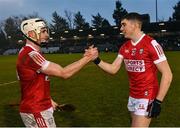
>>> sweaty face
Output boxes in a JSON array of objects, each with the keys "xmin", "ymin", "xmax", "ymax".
[
  {"xmin": 38, "ymin": 27, "xmax": 49, "ymax": 43},
  {"xmin": 120, "ymin": 19, "xmax": 136, "ymax": 39}
]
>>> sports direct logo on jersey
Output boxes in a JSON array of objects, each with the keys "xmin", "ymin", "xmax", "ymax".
[{"xmin": 124, "ymin": 59, "xmax": 145, "ymax": 72}]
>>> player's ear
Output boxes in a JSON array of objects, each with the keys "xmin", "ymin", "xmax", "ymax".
[
  {"xmin": 28, "ymin": 31, "xmax": 33, "ymax": 37},
  {"xmin": 134, "ymin": 20, "xmax": 141, "ymax": 29},
  {"xmin": 28, "ymin": 31, "xmax": 37, "ymax": 41}
]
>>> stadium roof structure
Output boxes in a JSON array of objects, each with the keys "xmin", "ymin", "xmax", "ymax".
[
  {"xmin": 50, "ymin": 26, "xmax": 122, "ymax": 42},
  {"xmin": 143, "ymin": 21, "xmax": 180, "ymax": 33},
  {"xmin": 49, "ymin": 21, "xmax": 180, "ymax": 43}
]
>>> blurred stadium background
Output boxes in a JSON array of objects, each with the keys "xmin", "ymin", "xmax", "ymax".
[{"xmin": 0, "ymin": 0, "xmax": 180, "ymax": 127}]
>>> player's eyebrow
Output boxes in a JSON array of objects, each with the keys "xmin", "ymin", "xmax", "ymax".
[
  {"xmin": 41, "ymin": 30, "xmax": 47, "ymax": 33},
  {"xmin": 41, "ymin": 28, "xmax": 48, "ymax": 33}
]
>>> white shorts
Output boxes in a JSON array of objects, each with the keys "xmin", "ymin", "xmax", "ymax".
[
  {"xmin": 20, "ymin": 107, "xmax": 56, "ymax": 127},
  {"xmin": 127, "ymin": 96, "xmax": 152, "ymax": 116}
]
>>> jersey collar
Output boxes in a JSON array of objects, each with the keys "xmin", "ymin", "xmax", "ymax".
[
  {"xmin": 131, "ymin": 34, "xmax": 145, "ymax": 46},
  {"xmin": 26, "ymin": 44, "xmax": 38, "ymax": 51}
]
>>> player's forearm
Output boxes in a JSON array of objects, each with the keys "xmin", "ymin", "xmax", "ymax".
[
  {"xmin": 42, "ymin": 57, "xmax": 91, "ymax": 79},
  {"xmin": 62, "ymin": 56, "xmax": 91, "ymax": 79},
  {"xmin": 156, "ymin": 72, "xmax": 173, "ymax": 101},
  {"xmin": 98, "ymin": 61, "xmax": 118, "ymax": 74}
]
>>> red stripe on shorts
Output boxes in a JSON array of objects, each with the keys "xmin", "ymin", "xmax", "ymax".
[{"xmin": 33, "ymin": 112, "xmax": 47, "ymax": 128}]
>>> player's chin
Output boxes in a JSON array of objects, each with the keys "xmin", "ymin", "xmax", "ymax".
[
  {"xmin": 123, "ymin": 34, "xmax": 127, "ymax": 38},
  {"xmin": 124, "ymin": 34, "xmax": 130, "ymax": 39}
]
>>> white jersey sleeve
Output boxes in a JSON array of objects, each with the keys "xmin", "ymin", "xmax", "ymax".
[{"xmin": 150, "ymin": 40, "xmax": 167, "ymax": 64}]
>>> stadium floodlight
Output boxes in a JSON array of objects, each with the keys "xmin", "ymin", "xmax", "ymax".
[
  {"xmin": 8, "ymin": 36, "xmax": 11, "ymax": 39},
  {"xmin": 60, "ymin": 37, "xmax": 66, "ymax": 40},
  {"xmin": 73, "ymin": 36, "xmax": 79, "ymax": 40},
  {"xmin": 92, "ymin": 28, "xmax": 97, "ymax": 31},
  {"xmin": 100, "ymin": 34, "xmax": 105, "ymax": 36},
  {"xmin": 113, "ymin": 26, "xmax": 118, "ymax": 29},
  {"xmin": 51, "ymin": 31, "xmax": 55, "ymax": 34},
  {"xmin": 79, "ymin": 29, "xmax": 83, "ymax": 32},
  {"xmin": 88, "ymin": 34, "xmax": 93, "ymax": 38},
  {"xmin": 64, "ymin": 30, "xmax": 69, "ymax": 33},
  {"xmin": 161, "ymin": 29, "xmax": 167, "ymax": 32},
  {"xmin": 74, "ymin": 36, "xmax": 79, "ymax": 39},
  {"xmin": 159, "ymin": 23, "xmax": 165, "ymax": 26}
]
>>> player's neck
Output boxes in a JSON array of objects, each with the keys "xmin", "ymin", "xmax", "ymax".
[
  {"xmin": 131, "ymin": 31, "xmax": 144, "ymax": 43},
  {"xmin": 26, "ymin": 40, "xmax": 41, "ymax": 51}
]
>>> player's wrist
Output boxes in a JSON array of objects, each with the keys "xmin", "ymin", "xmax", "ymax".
[
  {"xmin": 93, "ymin": 57, "xmax": 101, "ymax": 65},
  {"xmin": 154, "ymin": 98, "xmax": 162, "ymax": 104}
]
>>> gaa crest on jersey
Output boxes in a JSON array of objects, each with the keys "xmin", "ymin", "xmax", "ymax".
[
  {"xmin": 131, "ymin": 48, "xmax": 137, "ymax": 56},
  {"xmin": 139, "ymin": 48, "xmax": 144, "ymax": 54}
]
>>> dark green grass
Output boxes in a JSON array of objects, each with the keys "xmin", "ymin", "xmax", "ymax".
[{"xmin": 0, "ymin": 52, "xmax": 179, "ymax": 127}]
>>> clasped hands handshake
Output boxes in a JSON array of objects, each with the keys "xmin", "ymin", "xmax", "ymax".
[{"xmin": 83, "ymin": 45, "xmax": 99, "ymax": 62}]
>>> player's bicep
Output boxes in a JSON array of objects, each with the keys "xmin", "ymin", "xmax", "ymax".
[
  {"xmin": 28, "ymin": 51, "xmax": 49, "ymax": 71},
  {"xmin": 155, "ymin": 60, "xmax": 171, "ymax": 75},
  {"xmin": 41, "ymin": 62, "xmax": 64, "ymax": 77}
]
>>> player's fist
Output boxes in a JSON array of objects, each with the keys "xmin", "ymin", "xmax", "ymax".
[
  {"xmin": 84, "ymin": 46, "xmax": 98, "ymax": 61},
  {"xmin": 148, "ymin": 99, "xmax": 162, "ymax": 118}
]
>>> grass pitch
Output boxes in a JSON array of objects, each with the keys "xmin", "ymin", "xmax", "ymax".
[{"xmin": 0, "ymin": 51, "xmax": 179, "ymax": 127}]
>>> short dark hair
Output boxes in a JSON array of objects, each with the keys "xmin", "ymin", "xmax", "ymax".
[{"xmin": 122, "ymin": 12, "xmax": 143, "ymax": 27}]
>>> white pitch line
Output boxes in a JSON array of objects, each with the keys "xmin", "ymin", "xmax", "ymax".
[{"xmin": 0, "ymin": 80, "xmax": 18, "ymax": 86}]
